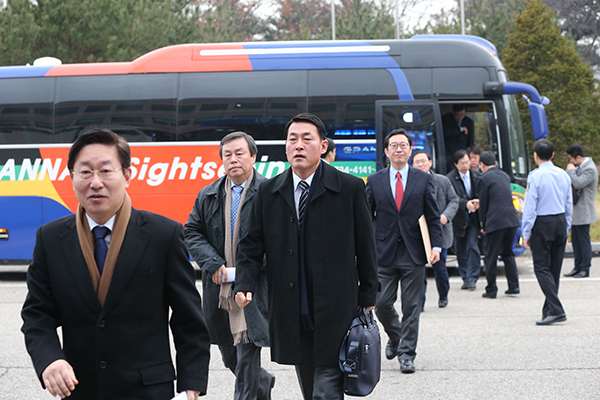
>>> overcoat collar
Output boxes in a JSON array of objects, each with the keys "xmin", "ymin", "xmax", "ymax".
[
  {"xmin": 272, "ymin": 162, "xmax": 342, "ymax": 212},
  {"xmin": 61, "ymin": 209, "xmax": 151, "ymax": 318}
]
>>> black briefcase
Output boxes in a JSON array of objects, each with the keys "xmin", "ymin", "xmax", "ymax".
[{"xmin": 338, "ymin": 308, "xmax": 381, "ymax": 396}]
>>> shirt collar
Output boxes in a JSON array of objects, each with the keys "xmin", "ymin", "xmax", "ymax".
[
  {"xmin": 230, "ymin": 178, "xmax": 248, "ymax": 189},
  {"xmin": 292, "ymin": 170, "xmax": 316, "ymax": 190},
  {"xmin": 87, "ymin": 214, "xmax": 116, "ymax": 232},
  {"xmin": 390, "ymin": 163, "xmax": 409, "ymax": 179}
]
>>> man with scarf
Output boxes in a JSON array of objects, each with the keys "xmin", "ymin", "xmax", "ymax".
[
  {"xmin": 21, "ymin": 129, "xmax": 210, "ymax": 400},
  {"xmin": 185, "ymin": 131, "xmax": 274, "ymax": 399},
  {"xmin": 235, "ymin": 113, "xmax": 378, "ymax": 400}
]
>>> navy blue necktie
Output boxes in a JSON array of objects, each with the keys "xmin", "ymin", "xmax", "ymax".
[
  {"xmin": 93, "ymin": 226, "xmax": 110, "ymax": 274},
  {"xmin": 298, "ymin": 180, "xmax": 309, "ymax": 224},
  {"xmin": 231, "ymin": 185, "xmax": 242, "ymax": 241}
]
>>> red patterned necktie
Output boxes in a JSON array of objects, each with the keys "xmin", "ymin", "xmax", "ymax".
[{"xmin": 395, "ymin": 172, "xmax": 403, "ymax": 211}]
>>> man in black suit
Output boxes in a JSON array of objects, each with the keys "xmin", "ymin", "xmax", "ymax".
[
  {"xmin": 447, "ymin": 149, "xmax": 481, "ymax": 290},
  {"xmin": 235, "ymin": 113, "xmax": 378, "ymax": 399},
  {"xmin": 366, "ymin": 129, "xmax": 442, "ymax": 374},
  {"xmin": 21, "ymin": 129, "xmax": 210, "ymax": 400},
  {"xmin": 477, "ymin": 151, "xmax": 520, "ymax": 298},
  {"xmin": 443, "ymin": 104, "xmax": 475, "ymax": 172}
]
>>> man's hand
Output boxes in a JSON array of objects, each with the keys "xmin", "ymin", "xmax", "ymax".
[
  {"xmin": 212, "ymin": 265, "xmax": 227, "ymax": 285},
  {"xmin": 235, "ymin": 292, "xmax": 253, "ymax": 308},
  {"xmin": 524, "ymin": 239, "xmax": 531, "ymax": 250},
  {"xmin": 42, "ymin": 359, "xmax": 78, "ymax": 399},
  {"xmin": 186, "ymin": 390, "xmax": 201, "ymax": 400},
  {"xmin": 429, "ymin": 249, "xmax": 440, "ymax": 265},
  {"xmin": 440, "ymin": 214, "xmax": 448, "ymax": 225},
  {"xmin": 566, "ymin": 163, "xmax": 576, "ymax": 171},
  {"xmin": 467, "ymin": 199, "xmax": 479, "ymax": 212},
  {"xmin": 461, "ymin": 126, "xmax": 468, "ymax": 135}
]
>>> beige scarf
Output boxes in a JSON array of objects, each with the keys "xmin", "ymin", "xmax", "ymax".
[
  {"xmin": 219, "ymin": 170, "xmax": 253, "ymax": 345},
  {"xmin": 76, "ymin": 193, "xmax": 132, "ymax": 307}
]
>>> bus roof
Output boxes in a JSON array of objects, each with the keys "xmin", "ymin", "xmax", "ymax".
[{"xmin": 0, "ymin": 36, "xmax": 504, "ymax": 78}]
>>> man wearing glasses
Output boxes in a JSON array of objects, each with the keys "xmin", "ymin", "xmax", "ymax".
[
  {"xmin": 21, "ymin": 129, "xmax": 210, "ymax": 400},
  {"xmin": 366, "ymin": 129, "xmax": 442, "ymax": 374}
]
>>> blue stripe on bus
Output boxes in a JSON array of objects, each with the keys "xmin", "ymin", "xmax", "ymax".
[
  {"xmin": 387, "ymin": 68, "xmax": 414, "ymax": 100},
  {"xmin": 0, "ymin": 66, "xmax": 54, "ymax": 78}
]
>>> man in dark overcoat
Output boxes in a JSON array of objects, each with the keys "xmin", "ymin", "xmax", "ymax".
[
  {"xmin": 21, "ymin": 129, "xmax": 210, "ymax": 400},
  {"xmin": 185, "ymin": 131, "xmax": 274, "ymax": 399},
  {"xmin": 234, "ymin": 113, "xmax": 378, "ymax": 400}
]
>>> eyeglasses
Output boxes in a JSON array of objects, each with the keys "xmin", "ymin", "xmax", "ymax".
[
  {"xmin": 73, "ymin": 167, "xmax": 122, "ymax": 181},
  {"xmin": 388, "ymin": 142, "xmax": 411, "ymax": 151}
]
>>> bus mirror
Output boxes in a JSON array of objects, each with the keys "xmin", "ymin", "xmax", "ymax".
[
  {"xmin": 483, "ymin": 82, "xmax": 503, "ymax": 97},
  {"xmin": 523, "ymin": 97, "xmax": 549, "ymax": 140}
]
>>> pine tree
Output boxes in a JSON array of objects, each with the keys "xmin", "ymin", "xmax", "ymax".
[{"xmin": 502, "ymin": 0, "xmax": 598, "ymax": 165}]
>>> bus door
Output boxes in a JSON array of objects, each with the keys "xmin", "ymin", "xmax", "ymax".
[{"xmin": 375, "ymin": 100, "xmax": 442, "ymax": 171}]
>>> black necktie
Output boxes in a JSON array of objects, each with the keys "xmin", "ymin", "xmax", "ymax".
[{"xmin": 93, "ymin": 226, "xmax": 110, "ymax": 274}]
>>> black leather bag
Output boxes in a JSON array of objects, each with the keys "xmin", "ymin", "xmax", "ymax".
[{"xmin": 338, "ymin": 308, "xmax": 381, "ymax": 396}]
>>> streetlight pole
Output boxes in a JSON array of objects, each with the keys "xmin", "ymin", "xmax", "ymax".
[
  {"xmin": 395, "ymin": 0, "xmax": 400, "ymax": 39},
  {"xmin": 332, "ymin": 0, "xmax": 336, "ymax": 40},
  {"xmin": 460, "ymin": 0, "xmax": 465, "ymax": 35}
]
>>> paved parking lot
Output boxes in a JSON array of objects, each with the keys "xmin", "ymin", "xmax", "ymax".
[{"xmin": 1, "ymin": 255, "xmax": 599, "ymax": 399}]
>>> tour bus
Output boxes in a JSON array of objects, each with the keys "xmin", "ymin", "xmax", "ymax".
[{"xmin": 0, "ymin": 35, "xmax": 549, "ymax": 263}]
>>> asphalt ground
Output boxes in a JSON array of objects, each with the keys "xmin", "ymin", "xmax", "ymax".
[{"xmin": 1, "ymin": 254, "xmax": 599, "ymax": 399}]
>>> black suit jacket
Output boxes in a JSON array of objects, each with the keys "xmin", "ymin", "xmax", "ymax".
[
  {"xmin": 366, "ymin": 166, "xmax": 443, "ymax": 267},
  {"xmin": 235, "ymin": 161, "xmax": 378, "ymax": 367},
  {"xmin": 447, "ymin": 168, "xmax": 480, "ymax": 238},
  {"xmin": 21, "ymin": 209, "xmax": 211, "ymax": 400},
  {"xmin": 478, "ymin": 166, "xmax": 519, "ymax": 233}
]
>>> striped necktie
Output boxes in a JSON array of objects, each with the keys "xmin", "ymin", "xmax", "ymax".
[{"xmin": 298, "ymin": 180, "xmax": 309, "ymax": 224}]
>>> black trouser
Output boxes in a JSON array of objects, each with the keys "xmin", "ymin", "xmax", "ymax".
[
  {"xmin": 295, "ymin": 329, "xmax": 344, "ymax": 400},
  {"xmin": 218, "ymin": 342, "xmax": 274, "ymax": 400},
  {"xmin": 571, "ymin": 224, "xmax": 592, "ymax": 273},
  {"xmin": 530, "ymin": 214, "xmax": 567, "ymax": 317},
  {"xmin": 484, "ymin": 227, "xmax": 519, "ymax": 295}
]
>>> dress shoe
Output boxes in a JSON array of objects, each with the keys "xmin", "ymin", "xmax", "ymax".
[
  {"xmin": 385, "ymin": 340, "xmax": 400, "ymax": 360},
  {"xmin": 468, "ymin": 281, "xmax": 476, "ymax": 291},
  {"xmin": 461, "ymin": 283, "xmax": 469, "ymax": 290},
  {"xmin": 536, "ymin": 314, "xmax": 567, "ymax": 326},
  {"xmin": 563, "ymin": 268, "xmax": 580, "ymax": 277},
  {"xmin": 505, "ymin": 288, "xmax": 520, "ymax": 295},
  {"xmin": 574, "ymin": 271, "xmax": 589, "ymax": 278},
  {"xmin": 438, "ymin": 298, "xmax": 448, "ymax": 308},
  {"xmin": 482, "ymin": 292, "xmax": 496, "ymax": 299},
  {"xmin": 400, "ymin": 358, "xmax": 416, "ymax": 374}
]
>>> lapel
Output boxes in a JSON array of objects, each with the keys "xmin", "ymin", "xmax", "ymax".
[
  {"xmin": 61, "ymin": 218, "xmax": 102, "ymax": 315},
  {"xmin": 272, "ymin": 168, "xmax": 296, "ymax": 216},
  {"xmin": 376, "ymin": 167, "xmax": 397, "ymax": 211},
  {"xmin": 310, "ymin": 162, "xmax": 341, "ymax": 203},
  {"xmin": 99, "ymin": 209, "xmax": 150, "ymax": 318},
  {"xmin": 401, "ymin": 166, "xmax": 419, "ymax": 210},
  {"xmin": 451, "ymin": 170, "xmax": 467, "ymax": 198}
]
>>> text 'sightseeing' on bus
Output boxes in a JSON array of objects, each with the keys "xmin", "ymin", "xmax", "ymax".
[{"xmin": 0, "ymin": 35, "xmax": 549, "ymax": 263}]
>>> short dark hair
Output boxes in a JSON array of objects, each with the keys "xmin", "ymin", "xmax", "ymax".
[
  {"xmin": 452, "ymin": 104, "xmax": 467, "ymax": 112},
  {"xmin": 384, "ymin": 129, "xmax": 412, "ymax": 149},
  {"xmin": 284, "ymin": 113, "xmax": 327, "ymax": 140},
  {"xmin": 480, "ymin": 151, "xmax": 496, "ymax": 166},
  {"xmin": 219, "ymin": 131, "xmax": 258, "ymax": 159},
  {"xmin": 467, "ymin": 145, "xmax": 481, "ymax": 155},
  {"xmin": 453, "ymin": 149, "xmax": 469, "ymax": 165},
  {"xmin": 533, "ymin": 139, "xmax": 554, "ymax": 161},
  {"xmin": 321, "ymin": 138, "xmax": 335, "ymax": 159},
  {"xmin": 566, "ymin": 144, "xmax": 585, "ymax": 158},
  {"xmin": 412, "ymin": 149, "xmax": 431, "ymax": 161},
  {"xmin": 68, "ymin": 129, "xmax": 130, "ymax": 171}
]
